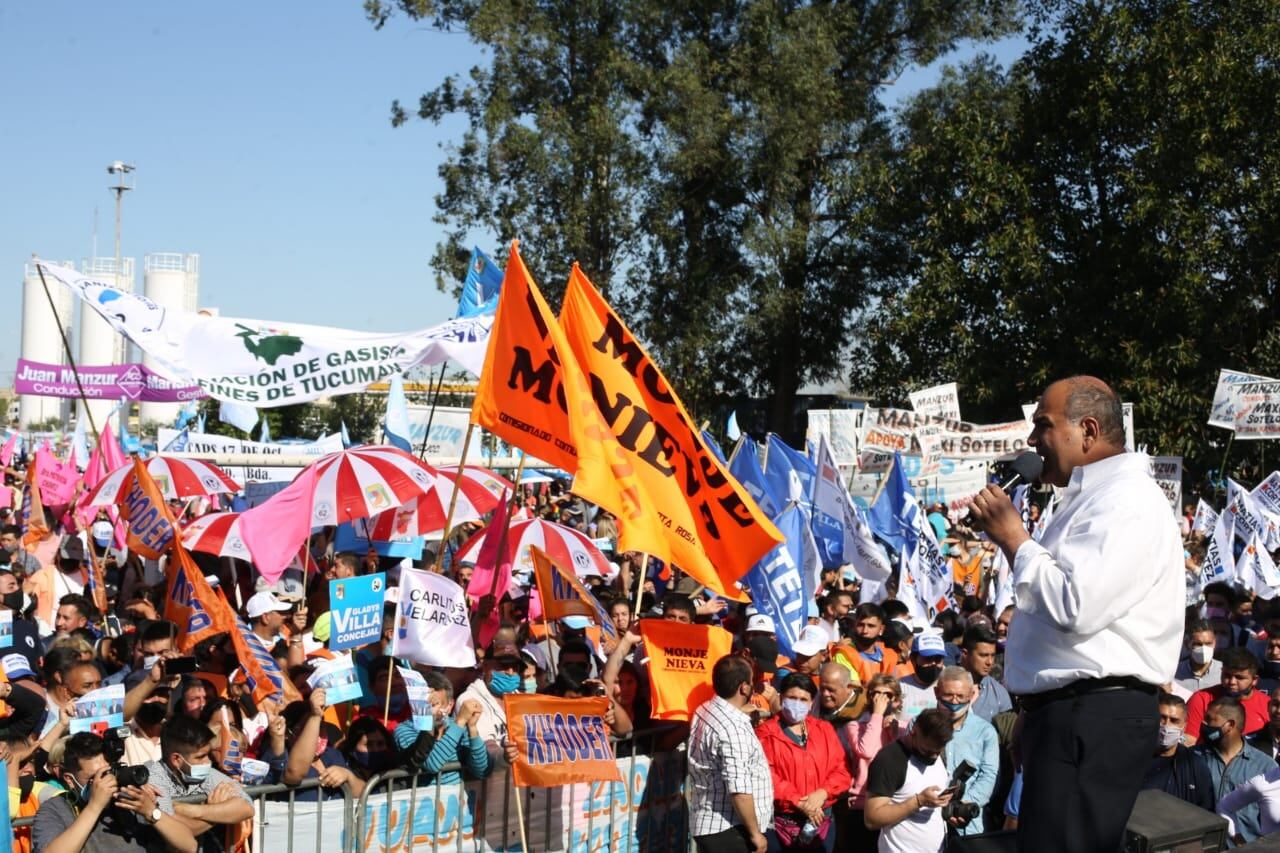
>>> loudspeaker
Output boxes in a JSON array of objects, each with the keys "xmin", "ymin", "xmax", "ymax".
[{"xmin": 1123, "ymin": 789, "xmax": 1228, "ymax": 852}]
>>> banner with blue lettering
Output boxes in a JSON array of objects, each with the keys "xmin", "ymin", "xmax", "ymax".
[
  {"xmin": 329, "ymin": 573, "xmax": 386, "ymax": 651},
  {"xmin": 742, "ymin": 504, "xmax": 813, "ymax": 660}
]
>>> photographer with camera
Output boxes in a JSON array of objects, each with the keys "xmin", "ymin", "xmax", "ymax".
[
  {"xmin": 934, "ymin": 666, "xmax": 998, "ymax": 835},
  {"xmin": 143, "ymin": 716, "xmax": 253, "ymax": 851},
  {"xmin": 32, "ymin": 731, "xmax": 197, "ymax": 853}
]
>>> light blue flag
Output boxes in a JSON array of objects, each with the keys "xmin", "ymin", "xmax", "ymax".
[
  {"xmin": 764, "ymin": 434, "xmax": 816, "ymax": 512},
  {"xmin": 382, "ymin": 373, "xmax": 413, "ymax": 453},
  {"xmin": 457, "ymin": 246, "xmax": 504, "ymax": 318},
  {"xmin": 259, "ymin": 417, "xmax": 271, "ymax": 444},
  {"xmin": 71, "ymin": 414, "xmax": 91, "ymax": 471},
  {"xmin": 117, "ymin": 399, "xmax": 143, "ymax": 453},
  {"xmin": 726, "ymin": 411, "xmax": 742, "ymax": 442},
  {"xmin": 161, "ymin": 429, "xmax": 189, "ymax": 453},
  {"xmin": 219, "ymin": 400, "xmax": 259, "ymax": 434},
  {"xmin": 867, "ymin": 452, "xmax": 914, "ymax": 555},
  {"xmin": 341, "ymin": 420, "xmax": 353, "ymax": 448},
  {"xmin": 702, "ymin": 430, "xmax": 727, "ymax": 465},
  {"xmin": 743, "ymin": 504, "xmax": 813, "ymax": 660},
  {"xmin": 195, "ymin": 413, "xmax": 206, "ymax": 434},
  {"xmin": 730, "ymin": 440, "xmax": 783, "ymax": 519},
  {"xmin": 173, "ymin": 399, "xmax": 199, "ymax": 430}
]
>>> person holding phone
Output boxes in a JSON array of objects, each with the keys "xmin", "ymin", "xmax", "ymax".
[{"xmin": 863, "ymin": 708, "xmax": 957, "ymax": 853}]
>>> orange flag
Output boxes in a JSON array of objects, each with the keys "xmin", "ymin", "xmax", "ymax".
[
  {"xmin": 529, "ymin": 546, "xmax": 618, "ymax": 648},
  {"xmin": 117, "ymin": 458, "xmax": 178, "ymax": 560},
  {"xmin": 20, "ymin": 456, "xmax": 49, "ymax": 550},
  {"xmin": 559, "ymin": 265, "xmax": 782, "ymax": 598},
  {"xmin": 503, "ymin": 693, "xmax": 621, "ymax": 787},
  {"xmin": 471, "ymin": 242, "xmax": 580, "ymax": 472},
  {"xmin": 165, "ymin": 541, "xmax": 233, "ymax": 652},
  {"xmin": 638, "ymin": 619, "xmax": 734, "ymax": 722}
]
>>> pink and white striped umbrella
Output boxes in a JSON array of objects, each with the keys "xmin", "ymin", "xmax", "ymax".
[
  {"xmin": 454, "ymin": 518, "xmax": 615, "ymax": 580},
  {"xmin": 80, "ymin": 456, "xmax": 241, "ymax": 508},
  {"xmin": 304, "ymin": 445, "xmax": 452, "ymax": 528},
  {"xmin": 181, "ymin": 511, "xmax": 252, "ymax": 561},
  {"xmin": 362, "ymin": 465, "xmax": 514, "ymax": 540}
]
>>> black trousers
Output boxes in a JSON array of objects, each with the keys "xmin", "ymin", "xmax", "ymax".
[
  {"xmin": 695, "ymin": 826, "xmax": 753, "ymax": 853},
  {"xmin": 1017, "ymin": 686, "xmax": 1158, "ymax": 853}
]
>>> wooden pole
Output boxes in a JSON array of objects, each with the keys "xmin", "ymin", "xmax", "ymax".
[
  {"xmin": 631, "ymin": 553, "xmax": 650, "ymax": 617},
  {"xmin": 416, "ymin": 363, "xmax": 450, "ymax": 460},
  {"xmin": 726, "ymin": 435, "xmax": 747, "ymax": 467},
  {"xmin": 432, "ymin": 423, "xmax": 476, "ymax": 573},
  {"xmin": 512, "ymin": 780, "xmax": 530, "ymax": 853}
]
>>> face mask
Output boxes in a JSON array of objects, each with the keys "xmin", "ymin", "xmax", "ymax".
[
  {"xmin": 1, "ymin": 590, "xmax": 23, "ymax": 612},
  {"xmin": 352, "ymin": 750, "xmax": 393, "ymax": 770},
  {"xmin": 1205, "ymin": 606, "xmax": 1230, "ymax": 620},
  {"xmin": 1200, "ymin": 722, "xmax": 1225, "ymax": 744},
  {"xmin": 1190, "ymin": 645, "xmax": 1215, "ymax": 665},
  {"xmin": 915, "ymin": 666, "xmax": 942, "ymax": 686},
  {"xmin": 181, "ymin": 757, "xmax": 213, "ymax": 784},
  {"xmin": 1, "ymin": 541, "xmax": 16, "ymax": 554},
  {"xmin": 523, "ymin": 677, "xmax": 538, "ymax": 694},
  {"xmin": 780, "ymin": 698, "xmax": 810, "ymax": 724},
  {"xmin": 939, "ymin": 698, "xmax": 969, "ymax": 718},
  {"xmin": 1224, "ymin": 684, "xmax": 1251, "ymax": 699},
  {"xmin": 489, "ymin": 672, "xmax": 521, "ymax": 695},
  {"xmin": 1158, "ymin": 725, "xmax": 1183, "ymax": 750},
  {"xmin": 71, "ymin": 776, "xmax": 92, "ymax": 803}
]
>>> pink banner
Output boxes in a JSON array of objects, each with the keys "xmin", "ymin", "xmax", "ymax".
[
  {"xmin": 34, "ymin": 447, "xmax": 77, "ymax": 506},
  {"xmin": 14, "ymin": 358, "xmax": 203, "ymax": 402}
]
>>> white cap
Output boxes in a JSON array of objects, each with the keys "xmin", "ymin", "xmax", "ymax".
[
  {"xmin": 245, "ymin": 591, "xmax": 292, "ymax": 619},
  {"xmin": 745, "ymin": 614, "xmax": 776, "ymax": 634},
  {"xmin": 791, "ymin": 625, "xmax": 829, "ymax": 658},
  {"xmin": 274, "ymin": 576, "xmax": 305, "ymax": 602}
]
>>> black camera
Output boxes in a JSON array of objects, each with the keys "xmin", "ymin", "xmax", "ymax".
[
  {"xmin": 942, "ymin": 759, "xmax": 979, "ymax": 823},
  {"xmin": 100, "ymin": 727, "xmax": 149, "ymax": 787}
]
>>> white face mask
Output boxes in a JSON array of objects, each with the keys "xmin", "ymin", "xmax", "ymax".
[
  {"xmin": 1158, "ymin": 724, "xmax": 1183, "ymax": 750},
  {"xmin": 1190, "ymin": 645, "xmax": 1215, "ymax": 666}
]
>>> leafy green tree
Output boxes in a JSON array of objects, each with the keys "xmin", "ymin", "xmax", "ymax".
[
  {"xmin": 367, "ymin": 0, "xmax": 1020, "ymax": 432},
  {"xmin": 856, "ymin": 0, "xmax": 1280, "ymax": 480}
]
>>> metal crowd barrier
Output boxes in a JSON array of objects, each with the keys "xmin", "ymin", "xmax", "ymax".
[{"xmin": 12, "ymin": 727, "xmax": 687, "ymax": 853}]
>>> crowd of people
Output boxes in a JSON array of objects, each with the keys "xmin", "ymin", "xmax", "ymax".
[{"xmin": 0, "ymin": 384, "xmax": 1274, "ymax": 853}]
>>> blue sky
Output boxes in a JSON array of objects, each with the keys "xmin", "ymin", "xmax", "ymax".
[{"xmin": 0, "ymin": 3, "xmax": 1026, "ymax": 382}]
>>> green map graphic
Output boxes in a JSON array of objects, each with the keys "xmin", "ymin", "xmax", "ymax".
[{"xmin": 235, "ymin": 324, "xmax": 304, "ymax": 365}]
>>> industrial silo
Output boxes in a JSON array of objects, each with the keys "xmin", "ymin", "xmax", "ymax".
[
  {"xmin": 77, "ymin": 257, "xmax": 134, "ymax": 431},
  {"xmin": 138, "ymin": 253, "xmax": 199, "ymax": 426},
  {"xmin": 18, "ymin": 262, "xmax": 75, "ymax": 429}
]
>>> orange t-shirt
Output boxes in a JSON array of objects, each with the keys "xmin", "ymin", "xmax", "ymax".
[{"xmin": 639, "ymin": 620, "xmax": 733, "ymax": 721}]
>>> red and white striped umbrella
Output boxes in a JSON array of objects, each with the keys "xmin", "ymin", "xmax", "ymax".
[
  {"xmin": 454, "ymin": 518, "xmax": 615, "ymax": 580},
  {"xmin": 81, "ymin": 456, "xmax": 241, "ymax": 508},
  {"xmin": 304, "ymin": 445, "xmax": 455, "ymax": 528},
  {"xmin": 181, "ymin": 511, "xmax": 252, "ymax": 561},
  {"xmin": 361, "ymin": 465, "xmax": 514, "ymax": 540}
]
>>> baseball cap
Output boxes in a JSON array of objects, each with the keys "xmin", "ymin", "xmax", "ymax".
[
  {"xmin": 91, "ymin": 521, "xmax": 113, "ymax": 548},
  {"xmin": 912, "ymin": 632, "xmax": 946, "ymax": 658},
  {"xmin": 745, "ymin": 635, "xmax": 780, "ymax": 674},
  {"xmin": 791, "ymin": 625, "xmax": 829, "ymax": 658},
  {"xmin": 245, "ymin": 591, "xmax": 292, "ymax": 619},
  {"xmin": 521, "ymin": 644, "xmax": 549, "ymax": 673},
  {"xmin": 745, "ymin": 614, "xmax": 776, "ymax": 634},
  {"xmin": 2, "ymin": 653, "xmax": 36, "ymax": 681},
  {"xmin": 274, "ymin": 576, "xmax": 305, "ymax": 603},
  {"xmin": 487, "ymin": 640, "xmax": 523, "ymax": 667}
]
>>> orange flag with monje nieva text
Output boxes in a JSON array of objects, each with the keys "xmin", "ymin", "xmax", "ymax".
[
  {"xmin": 638, "ymin": 619, "xmax": 734, "ymax": 722},
  {"xmin": 503, "ymin": 693, "xmax": 621, "ymax": 787},
  {"xmin": 558, "ymin": 264, "xmax": 782, "ymax": 599}
]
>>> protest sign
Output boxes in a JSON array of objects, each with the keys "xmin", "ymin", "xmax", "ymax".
[
  {"xmin": 861, "ymin": 408, "xmax": 1031, "ymax": 462},
  {"xmin": 1252, "ymin": 473, "xmax": 1280, "ymax": 520},
  {"xmin": 858, "ymin": 423, "xmax": 914, "ymax": 472},
  {"xmin": 1231, "ymin": 380, "xmax": 1280, "ymax": 439},
  {"xmin": 559, "ymin": 265, "xmax": 781, "ymax": 599},
  {"xmin": 915, "ymin": 425, "xmax": 943, "ymax": 476},
  {"xmin": 38, "ymin": 260, "xmax": 492, "ymax": 405},
  {"xmin": 1148, "ymin": 457, "xmax": 1183, "ymax": 513},
  {"xmin": 158, "ymin": 428, "xmax": 343, "ymax": 484},
  {"xmin": 33, "ymin": 447, "xmax": 76, "ymax": 505},
  {"xmin": 406, "ymin": 405, "xmax": 472, "ymax": 458},
  {"xmin": 307, "ymin": 654, "xmax": 363, "ymax": 705},
  {"xmin": 0, "ymin": 611, "xmax": 12, "ymax": 649},
  {"xmin": 15, "ymin": 358, "xmax": 203, "ymax": 402},
  {"xmin": 804, "ymin": 408, "xmax": 865, "ymax": 467},
  {"xmin": 240, "ymin": 758, "xmax": 269, "ymax": 785},
  {"xmin": 329, "ymin": 573, "xmax": 386, "ymax": 651},
  {"xmin": 848, "ymin": 458, "xmax": 989, "ymax": 512},
  {"xmin": 1192, "ymin": 499, "xmax": 1219, "ymax": 536},
  {"xmin": 398, "ymin": 666, "xmax": 435, "ymax": 731},
  {"xmin": 504, "ymin": 694, "xmax": 621, "ymax": 787},
  {"xmin": 71, "ymin": 684, "xmax": 125, "ymax": 734},
  {"xmin": 395, "ymin": 569, "xmax": 476, "ymax": 668},
  {"xmin": 529, "ymin": 547, "xmax": 618, "ymax": 647},
  {"xmin": 335, "ymin": 521, "xmax": 425, "ymax": 559},
  {"xmin": 909, "ymin": 382, "xmax": 961, "ymax": 420},
  {"xmin": 638, "ymin": 620, "xmax": 733, "ymax": 722},
  {"xmin": 1210, "ymin": 369, "xmax": 1278, "ymax": 430}
]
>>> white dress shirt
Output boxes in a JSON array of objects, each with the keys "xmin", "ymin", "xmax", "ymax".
[{"xmin": 1004, "ymin": 452, "xmax": 1183, "ymax": 694}]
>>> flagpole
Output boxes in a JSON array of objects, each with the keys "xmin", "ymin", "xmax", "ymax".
[
  {"xmin": 1219, "ymin": 433, "xmax": 1235, "ymax": 497},
  {"xmin": 34, "ymin": 263, "xmax": 101, "ymax": 445},
  {"xmin": 415, "ymin": 364, "xmax": 449, "ymax": 460},
  {"xmin": 382, "ymin": 605, "xmax": 401, "ymax": 726},
  {"xmin": 512, "ymin": 781, "xmax": 530, "ymax": 853},
  {"xmin": 869, "ymin": 458, "xmax": 895, "ymax": 506},
  {"xmin": 726, "ymin": 435, "xmax": 746, "ymax": 467},
  {"xmin": 631, "ymin": 553, "xmax": 650, "ymax": 618},
  {"xmin": 76, "ymin": 518, "xmax": 111, "ymax": 636},
  {"xmin": 761, "ymin": 434, "xmax": 772, "ymax": 474},
  {"xmin": 432, "ymin": 423, "xmax": 476, "ymax": 573}
]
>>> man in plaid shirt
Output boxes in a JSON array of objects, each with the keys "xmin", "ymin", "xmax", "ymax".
[{"xmin": 687, "ymin": 655, "xmax": 774, "ymax": 853}]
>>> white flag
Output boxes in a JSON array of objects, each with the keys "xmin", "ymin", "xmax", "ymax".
[
  {"xmin": 71, "ymin": 416, "xmax": 91, "ymax": 471},
  {"xmin": 1191, "ymin": 499, "xmax": 1218, "ymax": 536},
  {"xmin": 219, "ymin": 401, "xmax": 260, "ymax": 435},
  {"xmin": 394, "ymin": 569, "xmax": 477, "ymax": 668},
  {"xmin": 36, "ymin": 260, "xmax": 492, "ymax": 407},
  {"xmin": 1202, "ymin": 510, "xmax": 1236, "ymax": 587},
  {"xmin": 1241, "ymin": 533, "xmax": 1280, "ymax": 599}
]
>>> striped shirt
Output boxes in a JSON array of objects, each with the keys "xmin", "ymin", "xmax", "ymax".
[{"xmin": 687, "ymin": 695, "xmax": 773, "ymax": 838}]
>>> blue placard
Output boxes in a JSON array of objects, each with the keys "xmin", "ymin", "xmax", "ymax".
[
  {"xmin": 328, "ymin": 572, "xmax": 387, "ymax": 651},
  {"xmin": 333, "ymin": 521, "xmax": 426, "ymax": 559}
]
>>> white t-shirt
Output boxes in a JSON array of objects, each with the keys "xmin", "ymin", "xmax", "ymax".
[{"xmin": 865, "ymin": 739, "xmax": 950, "ymax": 853}]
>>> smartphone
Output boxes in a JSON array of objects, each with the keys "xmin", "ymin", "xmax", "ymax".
[{"xmin": 163, "ymin": 656, "xmax": 198, "ymax": 675}]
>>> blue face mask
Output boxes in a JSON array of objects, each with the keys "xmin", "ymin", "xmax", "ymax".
[
  {"xmin": 939, "ymin": 698, "xmax": 969, "ymax": 717},
  {"xmin": 489, "ymin": 672, "xmax": 521, "ymax": 696}
]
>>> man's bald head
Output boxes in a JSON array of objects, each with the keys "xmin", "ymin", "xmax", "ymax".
[
  {"xmin": 1029, "ymin": 376, "xmax": 1126, "ymax": 487},
  {"xmin": 1057, "ymin": 376, "xmax": 1126, "ymax": 448},
  {"xmin": 819, "ymin": 661, "xmax": 853, "ymax": 685}
]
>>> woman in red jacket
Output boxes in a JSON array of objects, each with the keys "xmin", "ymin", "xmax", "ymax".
[{"xmin": 756, "ymin": 672, "xmax": 854, "ymax": 852}]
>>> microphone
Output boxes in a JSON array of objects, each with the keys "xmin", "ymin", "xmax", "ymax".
[{"xmin": 1000, "ymin": 451, "xmax": 1044, "ymax": 492}]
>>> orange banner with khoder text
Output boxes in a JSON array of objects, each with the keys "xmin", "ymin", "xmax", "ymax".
[
  {"xmin": 503, "ymin": 694, "xmax": 621, "ymax": 787},
  {"xmin": 639, "ymin": 620, "xmax": 733, "ymax": 722},
  {"xmin": 559, "ymin": 265, "xmax": 782, "ymax": 598}
]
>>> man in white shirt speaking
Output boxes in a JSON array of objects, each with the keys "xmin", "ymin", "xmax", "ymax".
[{"xmin": 967, "ymin": 376, "xmax": 1182, "ymax": 853}]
